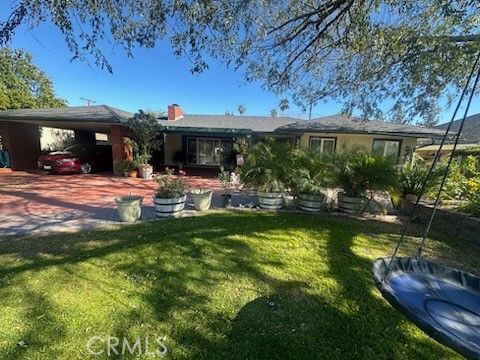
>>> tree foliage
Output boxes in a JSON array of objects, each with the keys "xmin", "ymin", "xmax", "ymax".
[
  {"xmin": 124, "ymin": 110, "xmax": 163, "ymax": 163},
  {"xmin": 237, "ymin": 104, "xmax": 246, "ymax": 115},
  {"xmin": 0, "ymin": 48, "xmax": 65, "ymax": 110},
  {"xmin": 2, "ymin": 1, "xmax": 480, "ymax": 121}
]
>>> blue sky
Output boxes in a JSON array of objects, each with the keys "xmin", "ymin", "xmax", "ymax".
[{"xmin": 2, "ymin": 7, "xmax": 477, "ymax": 123}]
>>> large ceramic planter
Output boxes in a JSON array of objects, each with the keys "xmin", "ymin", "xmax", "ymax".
[
  {"xmin": 138, "ymin": 164, "xmax": 153, "ymax": 179},
  {"xmin": 153, "ymin": 195, "xmax": 186, "ymax": 218},
  {"xmin": 257, "ymin": 192, "xmax": 283, "ymax": 210},
  {"xmin": 191, "ymin": 189, "xmax": 213, "ymax": 211},
  {"xmin": 337, "ymin": 193, "xmax": 366, "ymax": 214},
  {"xmin": 297, "ymin": 193, "xmax": 326, "ymax": 212},
  {"xmin": 115, "ymin": 196, "xmax": 143, "ymax": 222}
]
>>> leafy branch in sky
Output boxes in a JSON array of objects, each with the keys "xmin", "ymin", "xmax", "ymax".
[{"xmin": 1, "ymin": 1, "xmax": 480, "ymax": 122}]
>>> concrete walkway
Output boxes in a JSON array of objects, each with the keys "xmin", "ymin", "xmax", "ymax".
[{"xmin": 0, "ymin": 170, "xmax": 253, "ymax": 237}]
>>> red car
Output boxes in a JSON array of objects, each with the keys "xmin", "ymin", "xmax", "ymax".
[{"xmin": 38, "ymin": 144, "xmax": 113, "ymax": 174}]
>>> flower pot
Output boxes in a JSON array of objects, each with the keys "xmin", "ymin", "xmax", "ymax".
[
  {"xmin": 257, "ymin": 192, "xmax": 283, "ymax": 210},
  {"xmin": 297, "ymin": 193, "xmax": 326, "ymax": 212},
  {"xmin": 222, "ymin": 194, "xmax": 232, "ymax": 208},
  {"xmin": 191, "ymin": 190, "xmax": 213, "ymax": 211},
  {"xmin": 128, "ymin": 170, "xmax": 138, "ymax": 178},
  {"xmin": 115, "ymin": 196, "xmax": 143, "ymax": 222},
  {"xmin": 153, "ymin": 195, "xmax": 186, "ymax": 218},
  {"xmin": 337, "ymin": 193, "xmax": 366, "ymax": 214},
  {"xmin": 405, "ymin": 193, "xmax": 419, "ymax": 202},
  {"xmin": 138, "ymin": 164, "xmax": 153, "ymax": 179}
]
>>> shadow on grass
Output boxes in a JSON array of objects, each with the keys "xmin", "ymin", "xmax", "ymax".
[{"xmin": 0, "ymin": 211, "xmax": 467, "ymax": 359}]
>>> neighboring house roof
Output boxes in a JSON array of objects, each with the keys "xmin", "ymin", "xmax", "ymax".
[
  {"xmin": 416, "ymin": 143, "xmax": 477, "ymax": 152},
  {"xmin": 158, "ymin": 114, "xmax": 298, "ymax": 133},
  {"xmin": 278, "ymin": 114, "xmax": 445, "ymax": 138},
  {"xmin": 0, "ymin": 105, "xmax": 133, "ymax": 124},
  {"xmin": 436, "ymin": 113, "xmax": 480, "ymax": 144}
]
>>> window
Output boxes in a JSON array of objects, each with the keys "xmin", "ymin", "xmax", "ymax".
[
  {"xmin": 372, "ymin": 139, "xmax": 401, "ymax": 161},
  {"xmin": 186, "ymin": 137, "xmax": 232, "ymax": 166},
  {"xmin": 309, "ymin": 137, "xmax": 336, "ymax": 155}
]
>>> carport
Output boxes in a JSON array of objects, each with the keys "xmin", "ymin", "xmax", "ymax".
[{"xmin": 0, "ymin": 105, "xmax": 133, "ymax": 173}]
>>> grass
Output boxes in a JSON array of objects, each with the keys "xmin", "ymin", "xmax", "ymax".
[{"xmin": 0, "ymin": 211, "xmax": 478, "ymax": 359}]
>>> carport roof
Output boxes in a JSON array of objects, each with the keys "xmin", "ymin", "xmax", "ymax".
[{"xmin": 0, "ymin": 105, "xmax": 133, "ymax": 123}]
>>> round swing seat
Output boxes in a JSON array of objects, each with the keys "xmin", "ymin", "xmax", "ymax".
[{"xmin": 373, "ymin": 257, "xmax": 480, "ymax": 359}]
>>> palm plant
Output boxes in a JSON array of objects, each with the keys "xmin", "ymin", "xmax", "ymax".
[
  {"xmin": 334, "ymin": 148, "xmax": 397, "ymax": 198},
  {"xmin": 289, "ymin": 147, "xmax": 334, "ymax": 196},
  {"xmin": 239, "ymin": 138, "xmax": 291, "ymax": 193}
]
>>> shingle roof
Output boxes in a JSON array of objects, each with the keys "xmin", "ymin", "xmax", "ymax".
[
  {"xmin": 158, "ymin": 114, "xmax": 298, "ymax": 133},
  {"xmin": 0, "ymin": 105, "xmax": 133, "ymax": 123},
  {"xmin": 278, "ymin": 114, "xmax": 445, "ymax": 138},
  {"xmin": 436, "ymin": 113, "xmax": 480, "ymax": 144}
]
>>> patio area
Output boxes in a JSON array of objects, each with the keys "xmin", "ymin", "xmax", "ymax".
[{"xmin": 0, "ymin": 169, "xmax": 253, "ymax": 237}]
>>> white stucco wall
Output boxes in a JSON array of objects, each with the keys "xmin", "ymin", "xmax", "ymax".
[{"xmin": 298, "ymin": 132, "xmax": 417, "ymax": 162}]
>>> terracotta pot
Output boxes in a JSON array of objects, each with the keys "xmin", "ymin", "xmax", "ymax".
[{"xmin": 128, "ymin": 170, "xmax": 138, "ymax": 178}]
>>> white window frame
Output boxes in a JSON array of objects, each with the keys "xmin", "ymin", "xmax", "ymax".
[
  {"xmin": 309, "ymin": 137, "xmax": 336, "ymax": 155},
  {"xmin": 372, "ymin": 139, "xmax": 401, "ymax": 160}
]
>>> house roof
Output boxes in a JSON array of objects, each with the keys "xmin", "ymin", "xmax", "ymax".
[
  {"xmin": 278, "ymin": 114, "xmax": 445, "ymax": 138},
  {"xmin": 436, "ymin": 113, "xmax": 480, "ymax": 144},
  {"xmin": 0, "ymin": 105, "xmax": 133, "ymax": 124},
  {"xmin": 158, "ymin": 114, "xmax": 298, "ymax": 133}
]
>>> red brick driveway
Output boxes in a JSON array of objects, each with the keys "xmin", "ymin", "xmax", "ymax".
[{"xmin": 0, "ymin": 169, "xmax": 226, "ymax": 237}]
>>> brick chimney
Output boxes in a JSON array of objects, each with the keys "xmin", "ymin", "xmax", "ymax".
[{"xmin": 168, "ymin": 104, "xmax": 184, "ymax": 121}]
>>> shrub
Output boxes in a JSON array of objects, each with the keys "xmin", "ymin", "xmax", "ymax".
[
  {"xmin": 289, "ymin": 147, "xmax": 335, "ymax": 196},
  {"xmin": 397, "ymin": 159, "xmax": 443, "ymax": 198},
  {"xmin": 433, "ymin": 156, "xmax": 480, "ymax": 201},
  {"xmin": 333, "ymin": 148, "xmax": 397, "ymax": 197},
  {"xmin": 239, "ymin": 138, "xmax": 291, "ymax": 192},
  {"xmin": 462, "ymin": 196, "xmax": 480, "ymax": 217},
  {"xmin": 218, "ymin": 166, "xmax": 231, "ymax": 193},
  {"xmin": 114, "ymin": 159, "xmax": 137, "ymax": 173},
  {"xmin": 155, "ymin": 170, "xmax": 187, "ymax": 198}
]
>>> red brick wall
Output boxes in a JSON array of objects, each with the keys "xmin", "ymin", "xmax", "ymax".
[
  {"xmin": 0, "ymin": 121, "xmax": 41, "ymax": 170},
  {"xmin": 111, "ymin": 124, "xmax": 133, "ymax": 175}
]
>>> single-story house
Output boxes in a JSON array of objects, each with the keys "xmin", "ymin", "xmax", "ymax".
[
  {"xmin": 0, "ymin": 104, "xmax": 444, "ymax": 173},
  {"xmin": 416, "ymin": 113, "xmax": 480, "ymax": 160}
]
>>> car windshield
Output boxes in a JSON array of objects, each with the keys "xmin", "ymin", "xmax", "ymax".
[{"xmin": 64, "ymin": 144, "xmax": 93, "ymax": 153}]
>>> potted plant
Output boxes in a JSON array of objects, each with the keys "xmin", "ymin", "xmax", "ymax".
[
  {"xmin": 333, "ymin": 148, "xmax": 397, "ymax": 214},
  {"xmin": 153, "ymin": 169, "xmax": 188, "ymax": 217},
  {"xmin": 397, "ymin": 159, "xmax": 442, "ymax": 202},
  {"xmin": 114, "ymin": 159, "xmax": 138, "ymax": 177},
  {"xmin": 124, "ymin": 110, "xmax": 162, "ymax": 179},
  {"xmin": 136, "ymin": 154, "xmax": 153, "ymax": 179},
  {"xmin": 114, "ymin": 195, "xmax": 143, "ymax": 222},
  {"xmin": 290, "ymin": 148, "xmax": 334, "ymax": 212},
  {"xmin": 239, "ymin": 138, "xmax": 291, "ymax": 210},
  {"xmin": 191, "ymin": 189, "xmax": 213, "ymax": 211},
  {"xmin": 218, "ymin": 166, "xmax": 232, "ymax": 207}
]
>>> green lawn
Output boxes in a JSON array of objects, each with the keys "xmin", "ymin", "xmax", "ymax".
[{"xmin": 0, "ymin": 211, "xmax": 477, "ymax": 359}]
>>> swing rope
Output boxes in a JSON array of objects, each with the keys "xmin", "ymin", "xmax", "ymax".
[{"xmin": 384, "ymin": 51, "xmax": 480, "ymax": 278}]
